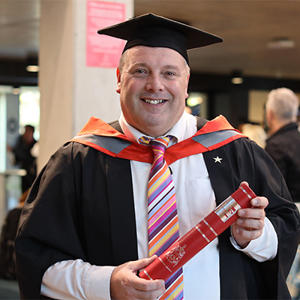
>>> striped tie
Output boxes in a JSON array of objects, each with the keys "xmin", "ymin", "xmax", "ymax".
[{"xmin": 139, "ymin": 136, "xmax": 183, "ymax": 300}]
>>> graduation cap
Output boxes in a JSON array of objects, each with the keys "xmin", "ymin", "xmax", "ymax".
[{"xmin": 97, "ymin": 13, "xmax": 223, "ymax": 64}]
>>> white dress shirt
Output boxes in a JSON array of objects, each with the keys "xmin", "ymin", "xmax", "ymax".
[{"xmin": 41, "ymin": 112, "xmax": 278, "ymax": 300}]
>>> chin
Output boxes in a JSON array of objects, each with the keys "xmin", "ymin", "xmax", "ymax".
[{"xmin": 147, "ymin": 125, "xmax": 173, "ymax": 137}]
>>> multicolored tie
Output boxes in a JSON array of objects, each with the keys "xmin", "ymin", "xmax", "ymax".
[{"xmin": 139, "ymin": 136, "xmax": 183, "ymax": 300}]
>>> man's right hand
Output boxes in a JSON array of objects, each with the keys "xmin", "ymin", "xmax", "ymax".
[{"xmin": 110, "ymin": 256, "xmax": 165, "ymax": 300}]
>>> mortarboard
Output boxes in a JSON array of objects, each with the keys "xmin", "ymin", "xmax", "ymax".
[{"xmin": 97, "ymin": 13, "xmax": 223, "ymax": 64}]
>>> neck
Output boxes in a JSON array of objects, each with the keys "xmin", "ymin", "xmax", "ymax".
[{"xmin": 269, "ymin": 119, "xmax": 292, "ymax": 135}]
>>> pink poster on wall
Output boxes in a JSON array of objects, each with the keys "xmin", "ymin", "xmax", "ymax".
[{"xmin": 86, "ymin": 0, "xmax": 126, "ymax": 68}]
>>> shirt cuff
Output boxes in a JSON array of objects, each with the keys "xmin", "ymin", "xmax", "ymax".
[
  {"xmin": 84, "ymin": 265, "xmax": 115, "ymax": 300},
  {"xmin": 230, "ymin": 217, "xmax": 278, "ymax": 262},
  {"xmin": 41, "ymin": 259, "xmax": 115, "ymax": 300}
]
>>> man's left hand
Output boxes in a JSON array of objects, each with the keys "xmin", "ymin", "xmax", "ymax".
[{"xmin": 231, "ymin": 195, "xmax": 269, "ymax": 248}]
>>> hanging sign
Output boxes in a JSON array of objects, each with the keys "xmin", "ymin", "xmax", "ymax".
[{"xmin": 86, "ymin": 0, "xmax": 126, "ymax": 68}]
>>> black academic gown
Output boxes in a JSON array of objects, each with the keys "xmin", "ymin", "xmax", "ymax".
[{"xmin": 15, "ymin": 135, "xmax": 300, "ymax": 299}]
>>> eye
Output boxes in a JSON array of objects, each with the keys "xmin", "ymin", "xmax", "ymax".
[
  {"xmin": 133, "ymin": 68, "xmax": 148, "ymax": 77},
  {"xmin": 164, "ymin": 71, "xmax": 176, "ymax": 78}
]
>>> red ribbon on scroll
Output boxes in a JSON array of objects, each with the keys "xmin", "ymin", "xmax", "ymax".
[{"xmin": 139, "ymin": 182, "xmax": 256, "ymax": 281}]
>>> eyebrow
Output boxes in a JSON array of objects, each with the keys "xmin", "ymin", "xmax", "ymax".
[
  {"xmin": 163, "ymin": 65, "xmax": 181, "ymax": 71},
  {"xmin": 130, "ymin": 63, "xmax": 148, "ymax": 68},
  {"xmin": 130, "ymin": 63, "xmax": 181, "ymax": 71}
]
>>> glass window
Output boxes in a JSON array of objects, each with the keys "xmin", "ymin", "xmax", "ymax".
[{"xmin": 186, "ymin": 92, "xmax": 208, "ymax": 118}]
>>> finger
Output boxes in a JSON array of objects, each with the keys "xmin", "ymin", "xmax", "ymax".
[
  {"xmin": 131, "ymin": 275, "xmax": 165, "ymax": 292},
  {"xmin": 114, "ymin": 283, "xmax": 164, "ymax": 300},
  {"xmin": 250, "ymin": 196, "xmax": 268, "ymax": 208},
  {"xmin": 236, "ymin": 218, "xmax": 264, "ymax": 230},
  {"xmin": 239, "ymin": 183, "xmax": 269, "ymax": 209},
  {"xmin": 132, "ymin": 286, "xmax": 165, "ymax": 300},
  {"xmin": 238, "ymin": 208, "xmax": 265, "ymax": 219},
  {"xmin": 129, "ymin": 255, "xmax": 157, "ymax": 272},
  {"xmin": 235, "ymin": 228, "xmax": 262, "ymax": 240}
]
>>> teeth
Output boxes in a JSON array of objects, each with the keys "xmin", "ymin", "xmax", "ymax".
[{"xmin": 144, "ymin": 99, "xmax": 164, "ymax": 104}]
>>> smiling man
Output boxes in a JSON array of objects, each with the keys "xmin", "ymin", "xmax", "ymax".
[
  {"xmin": 117, "ymin": 46, "xmax": 190, "ymax": 138},
  {"xmin": 15, "ymin": 14, "xmax": 300, "ymax": 300}
]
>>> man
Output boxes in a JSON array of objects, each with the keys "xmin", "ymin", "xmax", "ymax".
[
  {"xmin": 12, "ymin": 125, "xmax": 37, "ymax": 192},
  {"xmin": 298, "ymin": 107, "xmax": 300, "ymax": 129},
  {"xmin": 15, "ymin": 14, "xmax": 299, "ymax": 300},
  {"xmin": 265, "ymin": 88, "xmax": 300, "ymax": 203},
  {"xmin": 0, "ymin": 190, "xmax": 28, "ymax": 280}
]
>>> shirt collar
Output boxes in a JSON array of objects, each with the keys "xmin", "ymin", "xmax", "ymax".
[{"xmin": 119, "ymin": 112, "xmax": 196, "ymax": 145}]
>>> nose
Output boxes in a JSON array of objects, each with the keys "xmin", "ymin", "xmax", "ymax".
[{"xmin": 145, "ymin": 74, "xmax": 164, "ymax": 92}]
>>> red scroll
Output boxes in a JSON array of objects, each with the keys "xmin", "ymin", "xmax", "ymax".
[{"xmin": 139, "ymin": 182, "xmax": 256, "ymax": 281}]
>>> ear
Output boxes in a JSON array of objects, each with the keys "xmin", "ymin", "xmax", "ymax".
[
  {"xmin": 266, "ymin": 109, "xmax": 274, "ymax": 126},
  {"xmin": 116, "ymin": 68, "xmax": 121, "ymax": 94},
  {"xmin": 185, "ymin": 75, "xmax": 190, "ymax": 99},
  {"xmin": 268, "ymin": 109, "xmax": 274, "ymax": 120}
]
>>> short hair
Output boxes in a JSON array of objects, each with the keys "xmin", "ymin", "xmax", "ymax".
[
  {"xmin": 24, "ymin": 125, "xmax": 35, "ymax": 132},
  {"xmin": 118, "ymin": 51, "xmax": 128, "ymax": 73},
  {"xmin": 266, "ymin": 88, "xmax": 299, "ymax": 121}
]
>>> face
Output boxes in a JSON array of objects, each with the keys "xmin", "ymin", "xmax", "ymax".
[
  {"xmin": 117, "ymin": 46, "xmax": 189, "ymax": 137},
  {"xmin": 23, "ymin": 127, "xmax": 34, "ymax": 143}
]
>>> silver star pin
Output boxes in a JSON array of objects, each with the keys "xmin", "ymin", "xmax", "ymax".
[{"xmin": 213, "ymin": 156, "xmax": 223, "ymax": 163}]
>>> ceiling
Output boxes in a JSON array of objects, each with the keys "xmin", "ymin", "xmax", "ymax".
[{"xmin": 1, "ymin": 0, "xmax": 300, "ymax": 80}]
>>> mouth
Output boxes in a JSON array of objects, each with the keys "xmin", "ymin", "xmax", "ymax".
[{"xmin": 141, "ymin": 98, "xmax": 167, "ymax": 105}]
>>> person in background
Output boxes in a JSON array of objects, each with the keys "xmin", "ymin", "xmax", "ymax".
[
  {"xmin": 12, "ymin": 125, "xmax": 37, "ymax": 193},
  {"xmin": 297, "ymin": 106, "xmax": 300, "ymax": 131},
  {"xmin": 265, "ymin": 88, "xmax": 300, "ymax": 203},
  {"xmin": 184, "ymin": 106, "xmax": 192, "ymax": 114},
  {"xmin": 0, "ymin": 190, "xmax": 28, "ymax": 280},
  {"xmin": 15, "ymin": 14, "xmax": 300, "ymax": 300},
  {"xmin": 238, "ymin": 120, "xmax": 267, "ymax": 148}
]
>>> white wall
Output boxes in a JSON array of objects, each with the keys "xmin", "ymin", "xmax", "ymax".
[{"xmin": 38, "ymin": 0, "xmax": 133, "ymax": 170}]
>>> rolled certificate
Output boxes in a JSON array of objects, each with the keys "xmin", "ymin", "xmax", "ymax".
[{"xmin": 139, "ymin": 182, "xmax": 256, "ymax": 281}]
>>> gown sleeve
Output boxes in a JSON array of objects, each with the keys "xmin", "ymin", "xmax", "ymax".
[
  {"xmin": 248, "ymin": 140, "xmax": 300, "ymax": 293},
  {"xmin": 236, "ymin": 139, "xmax": 300, "ymax": 298},
  {"xmin": 204, "ymin": 138, "xmax": 300, "ymax": 299},
  {"xmin": 15, "ymin": 142, "xmax": 92, "ymax": 299}
]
